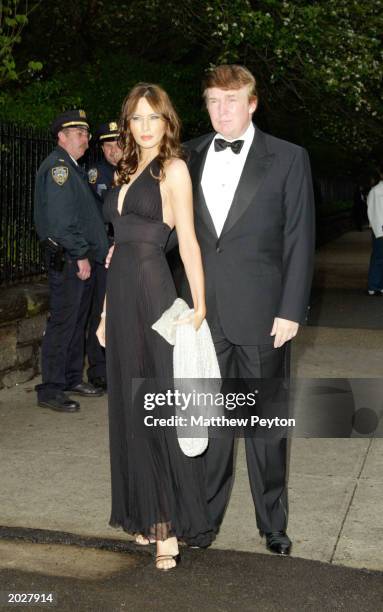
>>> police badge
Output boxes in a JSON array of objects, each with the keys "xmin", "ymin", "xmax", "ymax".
[
  {"xmin": 88, "ymin": 168, "xmax": 98, "ymax": 184},
  {"xmin": 52, "ymin": 166, "xmax": 69, "ymax": 186}
]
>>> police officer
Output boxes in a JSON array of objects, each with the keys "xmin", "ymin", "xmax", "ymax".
[
  {"xmin": 86, "ymin": 122, "xmax": 122, "ymax": 390},
  {"xmin": 34, "ymin": 110, "xmax": 109, "ymax": 412},
  {"xmin": 88, "ymin": 121, "xmax": 121, "ymax": 200}
]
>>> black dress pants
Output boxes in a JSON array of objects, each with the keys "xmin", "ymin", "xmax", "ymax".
[
  {"xmin": 206, "ymin": 318, "xmax": 290, "ymax": 534},
  {"xmin": 37, "ymin": 260, "xmax": 95, "ymax": 401}
]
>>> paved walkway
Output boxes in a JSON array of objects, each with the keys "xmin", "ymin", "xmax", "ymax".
[{"xmin": 0, "ymin": 230, "xmax": 382, "ymax": 609}]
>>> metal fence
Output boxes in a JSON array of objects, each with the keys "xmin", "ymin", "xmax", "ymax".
[
  {"xmin": 0, "ymin": 123, "xmax": 54, "ymax": 285},
  {"xmin": 0, "ymin": 122, "xmax": 101, "ymax": 286},
  {"xmin": 318, "ymin": 176, "xmax": 354, "ymax": 205}
]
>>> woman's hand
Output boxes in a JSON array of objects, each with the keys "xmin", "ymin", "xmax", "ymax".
[
  {"xmin": 192, "ymin": 308, "xmax": 206, "ymax": 331},
  {"xmin": 175, "ymin": 307, "xmax": 206, "ymax": 331},
  {"xmin": 105, "ymin": 245, "xmax": 115, "ymax": 269},
  {"xmin": 96, "ymin": 316, "xmax": 106, "ymax": 347}
]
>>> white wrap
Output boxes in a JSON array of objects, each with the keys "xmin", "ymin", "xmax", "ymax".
[{"xmin": 152, "ymin": 298, "xmax": 221, "ymax": 456}]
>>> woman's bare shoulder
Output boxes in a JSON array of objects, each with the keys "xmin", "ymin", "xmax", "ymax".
[{"xmin": 164, "ymin": 157, "xmax": 189, "ymax": 178}]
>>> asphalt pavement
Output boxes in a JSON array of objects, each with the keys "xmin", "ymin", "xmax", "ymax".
[{"xmin": 1, "ymin": 532, "xmax": 382, "ymax": 612}]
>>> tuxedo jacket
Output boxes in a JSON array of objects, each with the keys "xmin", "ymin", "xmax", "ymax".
[{"xmin": 183, "ymin": 125, "xmax": 315, "ymax": 345}]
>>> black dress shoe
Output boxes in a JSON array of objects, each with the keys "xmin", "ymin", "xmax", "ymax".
[
  {"xmin": 89, "ymin": 376, "xmax": 107, "ymax": 391},
  {"xmin": 260, "ymin": 530, "xmax": 292, "ymax": 555},
  {"xmin": 66, "ymin": 382, "xmax": 104, "ymax": 397},
  {"xmin": 38, "ymin": 393, "xmax": 80, "ymax": 413}
]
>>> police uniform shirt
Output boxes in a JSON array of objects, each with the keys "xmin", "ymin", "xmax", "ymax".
[
  {"xmin": 34, "ymin": 146, "xmax": 109, "ymax": 263},
  {"xmin": 88, "ymin": 159, "xmax": 115, "ymax": 204}
]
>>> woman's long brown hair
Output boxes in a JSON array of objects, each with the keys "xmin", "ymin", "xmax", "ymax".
[{"xmin": 115, "ymin": 83, "xmax": 184, "ymax": 185}]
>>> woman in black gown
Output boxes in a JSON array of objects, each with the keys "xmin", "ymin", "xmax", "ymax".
[{"xmin": 97, "ymin": 83, "xmax": 215, "ymax": 570}]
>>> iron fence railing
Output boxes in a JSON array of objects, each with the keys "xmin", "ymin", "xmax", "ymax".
[
  {"xmin": 0, "ymin": 123, "xmax": 53, "ymax": 284},
  {"xmin": 318, "ymin": 176, "xmax": 354, "ymax": 206}
]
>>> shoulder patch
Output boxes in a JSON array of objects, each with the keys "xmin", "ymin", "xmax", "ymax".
[
  {"xmin": 52, "ymin": 166, "xmax": 69, "ymax": 185},
  {"xmin": 88, "ymin": 168, "xmax": 98, "ymax": 184}
]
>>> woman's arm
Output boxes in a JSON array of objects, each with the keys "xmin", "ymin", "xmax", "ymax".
[
  {"xmin": 164, "ymin": 159, "xmax": 206, "ymax": 330},
  {"xmin": 96, "ymin": 296, "xmax": 107, "ymax": 347}
]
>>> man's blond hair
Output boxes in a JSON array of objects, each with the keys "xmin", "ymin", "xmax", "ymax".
[{"xmin": 202, "ymin": 64, "xmax": 257, "ymax": 101}]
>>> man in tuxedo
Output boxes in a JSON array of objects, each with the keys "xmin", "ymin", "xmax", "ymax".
[{"xmin": 184, "ymin": 65, "xmax": 315, "ymax": 554}]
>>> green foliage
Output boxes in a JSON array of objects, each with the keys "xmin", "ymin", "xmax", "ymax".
[
  {"xmin": 175, "ymin": 0, "xmax": 383, "ymax": 152},
  {"xmin": 318, "ymin": 200, "xmax": 353, "ymax": 217},
  {"xmin": 0, "ymin": 52, "xmax": 208, "ymax": 138},
  {"xmin": 0, "ymin": 78, "xmax": 83, "ymax": 127},
  {"xmin": 0, "ymin": 0, "xmax": 42, "ymax": 86},
  {"xmin": 27, "ymin": 60, "xmax": 42, "ymax": 71}
]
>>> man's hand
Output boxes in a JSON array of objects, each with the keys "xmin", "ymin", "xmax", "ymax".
[
  {"xmin": 77, "ymin": 258, "xmax": 91, "ymax": 280},
  {"xmin": 105, "ymin": 245, "xmax": 115, "ymax": 269},
  {"xmin": 270, "ymin": 317, "xmax": 299, "ymax": 348}
]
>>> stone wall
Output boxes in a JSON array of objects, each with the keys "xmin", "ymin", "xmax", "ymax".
[{"xmin": 0, "ymin": 283, "xmax": 49, "ymax": 388}]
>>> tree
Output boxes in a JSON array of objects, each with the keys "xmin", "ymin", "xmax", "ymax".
[
  {"xmin": 174, "ymin": 0, "xmax": 383, "ymax": 153},
  {"xmin": 18, "ymin": 0, "xmax": 193, "ymax": 71},
  {"xmin": 0, "ymin": 0, "xmax": 42, "ymax": 87}
]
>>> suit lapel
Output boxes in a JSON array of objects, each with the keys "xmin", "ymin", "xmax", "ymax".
[
  {"xmin": 189, "ymin": 135, "xmax": 218, "ymax": 239},
  {"xmin": 220, "ymin": 127, "xmax": 275, "ymax": 236}
]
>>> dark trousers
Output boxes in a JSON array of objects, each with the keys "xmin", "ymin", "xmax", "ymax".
[
  {"xmin": 37, "ymin": 260, "xmax": 95, "ymax": 401},
  {"xmin": 86, "ymin": 261, "xmax": 107, "ymax": 380},
  {"xmin": 206, "ymin": 317, "xmax": 290, "ymax": 534},
  {"xmin": 367, "ymin": 235, "xmax": 383, "ymax": 291}
]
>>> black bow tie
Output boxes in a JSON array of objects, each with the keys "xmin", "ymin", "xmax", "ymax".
[{"xmin": 214, "ymin": 138, "xmax": 244, "ymax": 155}]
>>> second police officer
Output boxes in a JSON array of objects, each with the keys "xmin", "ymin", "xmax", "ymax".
[{"xmin": 86, "ymin": 122, "xmax": 122, "ymax": 390}]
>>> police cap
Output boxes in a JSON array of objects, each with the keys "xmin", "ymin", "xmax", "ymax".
[
  {"xmin": 51, "ymin": 109, "xmax": 90, "ymax": 137},
  {"xmin": 97, "ymin": 121, "xmax": 119, "ymax": 142}
]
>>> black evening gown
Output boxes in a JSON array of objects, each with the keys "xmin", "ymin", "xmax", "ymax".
[{"xmin": 103, "ymin": 159, "xmax": 215, "ymax": 546}]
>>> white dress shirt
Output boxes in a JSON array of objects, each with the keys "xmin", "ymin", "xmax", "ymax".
[
  {"xmin": 69, "ymin": 154, "xmax": 78, "ymax": 166},
  {"xmin": 201, "ymin": 122, "xmax": 255, "ymax": 236},
  {"xmin": 367, "ymin": 180, "xmax": 383, "ymax": 239}
]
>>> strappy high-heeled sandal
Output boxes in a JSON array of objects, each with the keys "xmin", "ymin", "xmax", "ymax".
[
  {"xmin": 134, "ymin": 534, "xmax": 156, "ymax": 546},
  {"xmin": 155, "ymin": 552, "xmax": 181, "ymax": 571}
]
